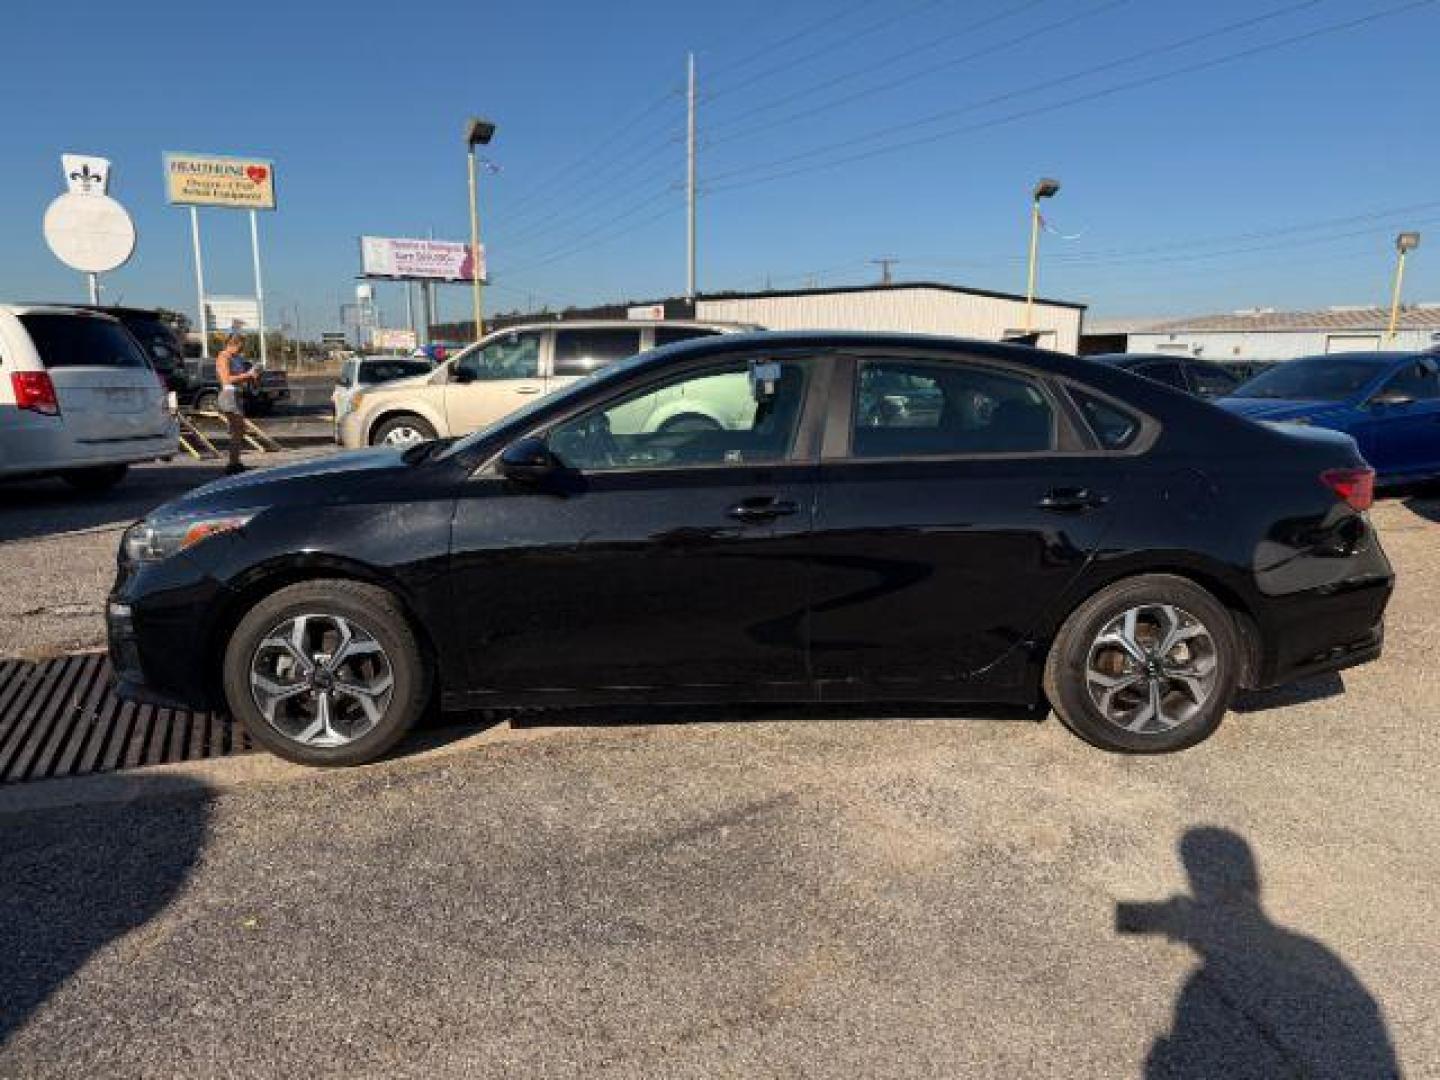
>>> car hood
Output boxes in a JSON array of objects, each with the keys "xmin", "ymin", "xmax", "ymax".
[
  {"xmin": 1214, "ymin": 397, "xmax": 1343, "ymax": 422},
  {"xmin": 161, "ymin": 446, "xmax": 413, "ymax": 515}
]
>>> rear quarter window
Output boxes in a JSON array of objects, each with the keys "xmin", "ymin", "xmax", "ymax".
[
  {"xmin": 18, "ymin": 313, "xmax": 150, "ymax": 369},
  {"xmin": 1070, "ymin": 388, "xmax": 1142, "ymax": 450}
]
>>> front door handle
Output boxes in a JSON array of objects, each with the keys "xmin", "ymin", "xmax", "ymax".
[
  {"xmin": 516, "ymin": 385, "xmax": 542, "ymax": 395},
  {"xmin": 728, "ymin": 497, "xmax": 799, "ymax": 523},
  {"xmin": 1037, "ymin": 487, "xmax": 1110, "ymax": 513}
]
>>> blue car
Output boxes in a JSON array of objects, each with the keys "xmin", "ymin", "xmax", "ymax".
[{"xmin": 1217, "ymin": 352, "xmax": 1440, "ymax": 484}]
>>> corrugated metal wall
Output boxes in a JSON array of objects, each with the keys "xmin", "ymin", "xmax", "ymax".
[
  {"xmin": 696, "ymin": 288, "xmax": 1082, "ymax": 353},
  {"xmin": 1127, "ymin": 328, "xmax": 1440, "ymax": 360}
]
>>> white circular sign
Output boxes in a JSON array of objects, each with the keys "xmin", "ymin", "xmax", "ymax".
[{"xmin": 43, "ymin": 192, "xmax": 136, "ymax": 274}]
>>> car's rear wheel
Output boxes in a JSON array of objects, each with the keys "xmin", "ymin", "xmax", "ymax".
[
  {"xmin": 372, "ymin": 414, "xmax": 436, "ymax": 447},
  {"xmin": 191, "ymin": 389, "xmax": 219, "ymax": 414},
  {"xmin": 222, "ymin": 580, "xmax": 431, "ymax": 766},
  {"xmin": 60, "ymin": 464, "xmax": 128, "ymax": 492},
  {"xmin": 657, "ymin": 412, "xmax": 723, "ymax": 435},
  {"xmin": 1043, "ymin": 574, "xmax": 1239, "ymax": 753}
]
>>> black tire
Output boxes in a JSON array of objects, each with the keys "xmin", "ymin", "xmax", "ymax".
[
  {"xmin": 1043, "ymin": 574, "xmax": 1239, "ymax": 754},
  {"xmin": 246, "ymin": 397, "xmax": 274, "ymax": 417},
  {"xmin": 371, "ymin": 413, "xmax": 437, "ymax": 447},
  {"xmin": 657, "ymin": 412, "xmax": 723, "ymax": 435},
  {"xmin": 191, "ymin": 389, "xmax": 219, "ymax": 414},
  {"xmin": 60, "ymin": 464, "xmax": 128, "ymax": 492},
  {"xmin": 222, "ymin": 579, "xmax": 431, "ymax": 767}
]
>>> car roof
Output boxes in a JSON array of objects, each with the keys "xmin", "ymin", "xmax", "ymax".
[
  {"xmin": 494, "ymin": 318, "xmax": 756, "ymax": 334},
  {"xmin": 1285, "ymin": 351, "xmax": 1417, "ymax": 366},
  {"xmin": 0, "ymin": 303, "xmax": 122, "ymax": 321},
  {"xmin": 641, "ymin": 329, "xmax": 1092, "ymax": 375}
]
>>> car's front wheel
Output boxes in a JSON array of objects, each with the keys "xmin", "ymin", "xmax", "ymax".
[
  {"xmin": 222, "ymin": 580, "xmax": 431, "ymax": 766},
  {"xmin": 1043, "ymin": 574, "xmax": 1239, "ymax": 753},
  {"xmin": 372, "ymin": 414, "xmax": 437, "ymax": 447}
]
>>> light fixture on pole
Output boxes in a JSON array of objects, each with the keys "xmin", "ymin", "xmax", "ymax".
[
  {"xmin": 1024, "ymin": 177, "xmax": 1061, "ymax": 334},
  {"xmin": 464, "ymin": 117, "xmax": 496, "ymax": 342},
  {"xmin": 1387, "ymin": 231, "xmax": 1420, "ymax": 340}
]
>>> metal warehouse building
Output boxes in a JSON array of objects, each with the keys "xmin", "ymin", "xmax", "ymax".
[
  {"xmin": 478, "ymin": 282, "xmax": 1086, "ymax": 353},
  {"xmin": 1088, "ymin": 306, "xmax": 1440, "ymax": 360}
]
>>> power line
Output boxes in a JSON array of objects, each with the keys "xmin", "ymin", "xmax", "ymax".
[
  {"xmin": 703, "ymin": 0, "xmax": 1075, "ymax": 144},
  {"xmin": 700, "ymin": 0, "xmax": 879, "ymax": 94},
  {"xmin": 704, "ymin": 0, "xmax": 1432, "ymax": 194}
]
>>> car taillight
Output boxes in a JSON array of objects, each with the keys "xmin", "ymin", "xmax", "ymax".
[
  {"xmin": 1321, "ymin": 466, "xmax": 1375, "ymax": 512},
  {"xmin": 11, "ymin": 371, "xmax": 60, "ymax": 416}
]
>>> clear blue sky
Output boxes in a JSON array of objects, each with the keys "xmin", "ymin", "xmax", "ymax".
[{"xmin": 3, "ymin": 0, "xmax": 1437, "ymax": 334}]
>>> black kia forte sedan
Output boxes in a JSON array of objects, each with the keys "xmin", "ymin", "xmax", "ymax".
[{"xmin": 109, "ymin": 332, "xmax": 1393, "ymax": 765}]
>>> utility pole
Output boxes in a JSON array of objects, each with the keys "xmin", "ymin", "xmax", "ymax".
[
  {"xmin": 872, "ymin": 258, "xmax": 898, "ymax": 285},
  {"xmin": 686, "ymin": 52, "xmax": 697, "ymax": 303}
]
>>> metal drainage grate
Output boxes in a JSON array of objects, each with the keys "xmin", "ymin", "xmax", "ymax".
[{"xmin": 0, "ymin": 652, "xmax": 253, "ymax": 785}]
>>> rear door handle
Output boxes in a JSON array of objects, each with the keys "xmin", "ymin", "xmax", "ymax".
[
  {"xmin": 1037, "ymin": 487, "xmax": 1110, "ymax": 513},
  {"xmin": 516, "ymin": 385, "xmax": 542, "ymax": 395},
  {"xmin": 728, "ymin": 497, "xmax": 799, "ymax": 523}
]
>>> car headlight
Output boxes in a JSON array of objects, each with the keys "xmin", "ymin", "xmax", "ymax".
[{"xmin": 122, "ymin": 511, "xmax": 257, "ymax": 563}]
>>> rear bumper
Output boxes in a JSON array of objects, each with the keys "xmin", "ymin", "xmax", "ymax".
[
  {"xmin": 1253, "ymin": 575, "xmax": 1393, "ymax": 689},
  {"xmin": 0, "ymin": 427, "xmax": 178, "ymax": 479}
]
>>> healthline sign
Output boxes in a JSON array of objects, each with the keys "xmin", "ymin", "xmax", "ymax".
[{"xmin": 163, "ymin": 152, "xmax": 277, "ymax": 210}]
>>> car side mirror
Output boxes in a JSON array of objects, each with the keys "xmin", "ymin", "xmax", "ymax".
[
  {"xmin": 1369, "ymin": 390, "xmax": 1414, "ymax": 409},
  {"xmin": 499, "ymin": 436, "xmax": 557, "ymax": 482}
]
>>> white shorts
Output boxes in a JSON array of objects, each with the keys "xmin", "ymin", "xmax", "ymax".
[{"xmin": 217, "ymin": 386, "xmax": 243, "ymax": 415}]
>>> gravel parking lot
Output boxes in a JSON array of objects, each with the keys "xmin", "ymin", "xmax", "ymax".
[{"xmin": 1, "ymin": 461, "xmax": 1436, "ymax": 1076}]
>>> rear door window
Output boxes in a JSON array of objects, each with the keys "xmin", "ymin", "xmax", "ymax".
[
  {"xmin": 19, "ymin": 313, "xmax": 151, "ymax": 369},
  {"xmin": 851, "ymin": 360, "xmax": 1056, "ymax": 457},
  {"xmin": 552, "ymin": 329, "xmax": 643, "ymax": 377},
  {"xmin": 1132, "ymin": 361, "xmax": 1188, "ymax": 391},
  {"xmin": 1189, "ymin": 363, "xmax": 1240, "ymax": 397}
]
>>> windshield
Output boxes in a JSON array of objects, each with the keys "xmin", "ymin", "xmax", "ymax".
[
  {"xmin": 1231, "ymin": 355, "xmax": 1388, "ymax": 401},
  {"xmin": 437, "ymin": 347, "xmax": 663, "ymax": 460}
]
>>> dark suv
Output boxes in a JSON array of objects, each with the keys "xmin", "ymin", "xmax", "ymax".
[{"xmin": 70, "ymin": 306, "xmax": 186, "ymax": 389}]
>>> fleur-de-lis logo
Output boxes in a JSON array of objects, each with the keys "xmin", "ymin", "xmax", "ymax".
[{"xmin": 69, "ymin": 164, "xmax": 100, "ymax": 185}]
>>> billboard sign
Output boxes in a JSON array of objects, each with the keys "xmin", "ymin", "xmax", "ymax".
[
  {"xmin": 164, "ymin": 152, "xmax": 277, "ymax": 210},
  {"xmin": 206, "ymin": 296, "xmax": 262, "ymax": 332},
  {"xmin": 371, "ymin": 327, "xmax": 418, "ymax": 351},
  {"xmin": 360, "ymin": 235, "xmax": 483, "ymax": 282}
]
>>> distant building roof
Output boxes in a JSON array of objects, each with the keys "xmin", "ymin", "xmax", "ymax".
[{"xmin": 1130, "ymin": 305, "xmax": 1440, "ymax": 333}]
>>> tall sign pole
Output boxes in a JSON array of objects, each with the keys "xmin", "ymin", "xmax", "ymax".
[
  {"xmin": 467, "ymin": 146, "xmax": 483, "ymax": 341},
  {"xmin": 163, "ymin": 152, "xmax": 277, "ymax": 361},
  {"xmin": 189, "ymin": 207, "xmax": 209, "ymax": 358},
  {"xmin": 249, "ymin": 210, "xmax": 268, "ymax": 366},
  {"xmin": 686, "ymin": 52, "xmax": 697, "ymax": 303}
]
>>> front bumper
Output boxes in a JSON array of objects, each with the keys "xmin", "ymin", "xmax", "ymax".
[{"xmin": 107, "ymin": 579, "xmax": 224, "ymax": 712}]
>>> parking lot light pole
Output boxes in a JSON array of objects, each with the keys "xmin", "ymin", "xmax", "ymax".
[
  {"xmin": 465, "ymin": 117, "xmax": 496, "ymax": 343},
  {"xmin": 1388, "ymin": 231, "xmax": 1420, "ymax": 341},
  {"xmin": 1025, "ymin": 177, "xmax": 1061, "ymax": 334}
]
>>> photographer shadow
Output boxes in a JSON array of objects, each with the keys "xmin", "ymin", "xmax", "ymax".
[{"xmin": 1118, "ymin": 827, "xmax": 1399, "ymax": 1079}]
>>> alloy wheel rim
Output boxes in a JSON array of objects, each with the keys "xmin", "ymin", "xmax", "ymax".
[
  {"xmin": 1084, "ymin": 603, "xmax": 1218, "ymax": 734},
  {"xmin": 249, "ymin": 613, "xmax": 394, "ymax": 748},
  {"xmin": 382, "ymin": 426, "xmax": 426, "ymax": 446}
]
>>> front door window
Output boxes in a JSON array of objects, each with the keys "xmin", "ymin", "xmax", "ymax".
[{"xmin": 547, "ymin": 359, "xmax": 809, "ymax": 471}]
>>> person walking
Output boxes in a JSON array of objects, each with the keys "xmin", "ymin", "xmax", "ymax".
[{"xmin": 215, "ymin": 334, "xmax": 258, "ymax": 475}]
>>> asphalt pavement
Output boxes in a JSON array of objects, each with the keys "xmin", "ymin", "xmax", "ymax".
[{"xmin": 0, "ymin": 477, "xmax": 1436, "ymax": 1076}]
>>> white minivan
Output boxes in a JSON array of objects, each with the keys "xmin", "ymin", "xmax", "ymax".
[{"xmin": 0, "ymin": 304, "xmax": 179, "ymax": 490}]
